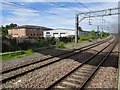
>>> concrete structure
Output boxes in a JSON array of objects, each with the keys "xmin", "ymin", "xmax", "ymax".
[
  {"xmin": 8, "ymin": 25, "xmax": 52, "ymax": 38},
  {"xmin": 44, "ymin": 29, "xmax": 90, "ymax": 38},
  {"xmin": 44, "ymin": 29, "xmax": 75, "ymax": 38}
]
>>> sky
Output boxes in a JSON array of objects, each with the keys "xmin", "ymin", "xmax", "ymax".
[{"xmin": 1, "ymin": 0, "xmax": 119, "ymax": 33}]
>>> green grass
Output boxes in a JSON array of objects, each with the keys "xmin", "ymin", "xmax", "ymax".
[
  {"xmin": 56, "ymin": 42, "xmax": 66, "ymax": 48},
  {"xmin": 1, "ymin": 49, "xmax": 34, "ymax": 60}
]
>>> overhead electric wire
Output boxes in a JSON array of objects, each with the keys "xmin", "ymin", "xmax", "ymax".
[
  {"xmin": 1, "ymin": 1, "xmax": 58, "ymax": 15},
  {"xmin": 74, "ymin": 0, "xmax": 113, "ymax": 25},
  {"xmin": 47, "ymin": 1, "xmax": 80, "ymax": 13},
  {"xmin": 1, "ymin": 1, "xmax": 75, "ymax": 19}
]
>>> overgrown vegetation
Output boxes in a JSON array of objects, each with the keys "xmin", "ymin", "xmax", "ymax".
[
  {"xmin": 1, "ymin": 23, "xmax": 110, "ymax": 52},
  {"xmin": 39, "ymin": 37, "xmax": 56, "ymax": 47},
  {"xmin": 1, "ymin": 49, "xmax": 34, "ymax": 60},
  {"xmin": 78, "ymin": 30, "xmax": 109, "ymax": 43},
  {"xmin": 56, "ymin": 42, "xmax": 66, "ymax": 48},
  {"xmin": 100, "ymin": 31, "xmax": 110, "ymax": 38}
]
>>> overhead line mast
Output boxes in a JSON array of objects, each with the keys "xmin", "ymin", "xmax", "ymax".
[{"xmin": 75, "ymin": 7, "xmax": 120, "ymax": 43}]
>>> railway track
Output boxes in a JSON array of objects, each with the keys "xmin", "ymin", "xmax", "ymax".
[
  {"xmin": 45, "ymin": 37, "xmax": 117, "ymax": 90},
  {"xmin": 1, "ymin": 36, "xmax": 114, "ymax": 83},
  {"xmin": 2, "ymin": 36, "xmax": 112, "ymax": 74}
]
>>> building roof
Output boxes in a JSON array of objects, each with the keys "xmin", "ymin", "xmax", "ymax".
[
  {"xmin": 12, "ymin": 25, "xmax": 53, "ymax": 30},
  {"xmin": 55, "ymin": 28, "xmax": 75, "ymax": 30}
]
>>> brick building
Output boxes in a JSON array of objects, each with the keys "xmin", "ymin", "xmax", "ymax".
[{"xmin": 8, "ymin": 25, "xmax": 52, "ymax": 38}]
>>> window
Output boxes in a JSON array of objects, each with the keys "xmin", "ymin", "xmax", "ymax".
[
  {"xmin": 14, "ymin": 34, "xmax": 18, "ymax": 35},
  {"xmin": 46, "ymin": 32, "xmax": 50, "ymax": 34},
  {"xmin": 60, "ymin": 33, "xmax": 65, "ymax": 34},
  {"xmin": 53, "ymin": 33, "xmax": 58, "ymax": 34}
]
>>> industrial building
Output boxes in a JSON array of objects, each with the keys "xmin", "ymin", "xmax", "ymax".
[
  {"xmin": 8, "ymin": 25, "xmax": 52, "ymax": 38},
  {"xmin": 44, "ymin": 29, "xmax": 75, "ymax": 38},
  {"xmin": 44, "ymin": 29, "xmax": 90, "ymax": 38}
]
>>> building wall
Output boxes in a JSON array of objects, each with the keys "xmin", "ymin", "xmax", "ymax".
[
  {"xmin": 8, "ymin": 28, "xmax": 44, "ymax": 38},
  {"xmin": 8, "ymin": 28, "xmax": 26, "ymax": 37},
  {"xmin": 26, "ymin": 28, "xmax": 43, "ymax": 37},
  {"xmin": 44, "ymin": 29, "xmax": 75, "ymax": 38}
]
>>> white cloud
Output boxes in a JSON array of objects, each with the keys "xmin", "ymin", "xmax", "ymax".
[
  {"xmin": 1, "ymin": 1, "xmax": 119, "ymax": 33},
  {"xmin": 3, "ymin": 0, "xmax": 120, "ymax": 2},
  {"xmin": 10, "ymin": 9, "xmax": 40, "ymax": 17}
]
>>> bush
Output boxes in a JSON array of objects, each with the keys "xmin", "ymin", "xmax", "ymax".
[
  {"xmin": 46, "ymin": 37, "xmax": 56, "ymax": 45},
  {"xmin": 59, "ymin": 36, "xmax": 75, "ymax": 43},
  {"xmin": 39, "ymin": 38, "xmax": 49, "ymax": 47},
  {"xmin": 101, "ymin": 32, "xmax": 110, "ymax": 38},
  {"xmin": 88, "ymin": 30, "xmax": 97, "ymax": 40},
  {"xmin": 39, "ymin": 37, "xmax": 56, "ymax": 47},
  {"xmin": 56, "ymin": 42, "xmax": 65, "ymax": 48}
]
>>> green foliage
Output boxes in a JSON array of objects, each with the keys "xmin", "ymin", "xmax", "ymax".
[
  {"xmin": 46, "ymin": 37, "xmax": 56, "ymax": 45},
  {"xmin": 1, "ymin": 23, "xmax": 17, "ymax": 38},
  {"xmin": 78, "ymin": 30, "xmax": 110, "ymax": 44},
  {"xmin": 1, "ymin": 49, "xmax": 34, "ymax": 60},
  {"xmin": 39, "ymin": 37, "xmax": 56, "ymax": 47},
  {"xmin": 39, "ymin": 38, "xmax": 49, "ymax": 47},
  {"xmin": 59, "ymin": 36, "xmax": 75, "ymax": 43},
  {"xmin": 56, "ymin": 42, "xmax": 65, "ymax": 48},
  {"xmin": 100, "ymin": 31, "xmax": 110, "ymax": 38},
  {"xmin": 79, "ymin": 36, "xmax": 90, "ymax": 41},
  {"xmin": 24, "ymin": 49, "xmax": 33, "ymax": 56},
  {"xmin": 1, "ymin": 51, "xmax": 25, "ymax": 60},
  {"xmin": 88, "ymin": 30, "xmax": 97, "ymax": 40}
]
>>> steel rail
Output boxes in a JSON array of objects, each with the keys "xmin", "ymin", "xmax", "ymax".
[
  {"xmin": 45, "ymin": 37, "xmax": 116, "ymax": 90},
  {"xmin": 1, "ymin": 37, "xmax": 113, "ymax": 83},
  {"xmin": 2, "ymin": 36, "xmax": 112, "ymax": 74},
  {"xmin": 80, "ymin": 40, "xmax": 117, "ymax": 89}
]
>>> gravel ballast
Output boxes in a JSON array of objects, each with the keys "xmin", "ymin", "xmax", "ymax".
[
  {"xmin": 2, "ymin": 36, "xmax": 112, "ymax": 72},
  {"xmin": 85, "ymin": 43, "xmax": 118, "ymax": 88},
  {"xmin": 2, "ymin": 36, "xmax": 115, "ymax": 88}
]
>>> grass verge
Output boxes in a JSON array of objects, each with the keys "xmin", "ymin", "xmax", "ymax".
[{"xmin": 1, "ymin": 49, "xmax": 34, "ymax": 60}]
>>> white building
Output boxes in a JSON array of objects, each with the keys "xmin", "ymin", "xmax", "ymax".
[{"xmin": 44, "ymin": 29, "xmax": 75, "ymax": 38}]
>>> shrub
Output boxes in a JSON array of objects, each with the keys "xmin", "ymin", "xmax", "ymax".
[
  {"xmin": 56, "ymin": 42, "xmax": 65, "ymax": 48},
  {"xmin": 101, "ymin": 32, "xmax": 110, "ymax": 38},
  {"xmin": 59, "ymin": 36, "xmax": 75, "ymax": 43},
  {"xmin": 39, "ymin": 38, "xmax": 49, "ymax": 47},
  {"xmin": 46, "ymin": 37, "xmax": 56, "ymax": 45},
  {"xmin": 39, "ymin": 37, "xmax": 56, "ymax": 47},
  {"xmin": 78, "ymin": 35, "xmax": 91, "ymax": 43},
  {"xmin": 88, "ymin": 30, "xmax": 97, "ymax": 40}
]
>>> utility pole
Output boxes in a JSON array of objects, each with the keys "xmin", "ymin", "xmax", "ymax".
[
  {"xmin": 97, "ymin": 26, "xmax": 100, "ymax": 36},
  {"xmin": 75, "ymin": 7, "xmax": 119, "ymax": 43},
  {"xmin": 75, "ymin": 13, "xmax": 79, "ymax": 43}
]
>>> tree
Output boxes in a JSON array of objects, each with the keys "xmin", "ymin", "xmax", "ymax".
[{"xmin": 1, "ymin": 23, "xmax": 17, "ymax": 38}]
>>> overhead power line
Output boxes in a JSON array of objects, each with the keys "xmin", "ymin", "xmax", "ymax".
[
  {"xmin": 48, "ymin": 1, "xmax": 80, "ymax": 13},
  {"xmin": 75, "ymin": 7, "xmax": 119, "ymax": 43},
  {"xmin": 78, "ymin": 7, "xmax": 119, "ymax": 17},
  {"xmin": 1, "ymin": 1, "xmax": 75, "ymax": 19},
  {"xmin": 74, "ymin": 0, "xmax": 114, "ymax": 25},
  {"xmin": 1, "ymin": 1, "xmax": 58, "ymax": 15},
  {"xmin": 75, "ymin": 0, "xmax": 91, "ymax": 11}
]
